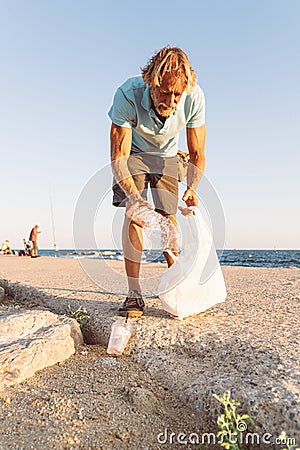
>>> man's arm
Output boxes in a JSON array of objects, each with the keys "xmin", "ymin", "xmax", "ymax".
[
  {"xmin": 182, "ymin": 124, "xmax": 206, "ymax": 207},
  {"xmin": 110, "ymin": 123, "xmax": 144, "ymax": 203}
]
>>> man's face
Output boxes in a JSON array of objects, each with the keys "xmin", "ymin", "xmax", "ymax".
[{"xmin": 150, "ymin": 72, "xmax": 187, "ymax": 117}]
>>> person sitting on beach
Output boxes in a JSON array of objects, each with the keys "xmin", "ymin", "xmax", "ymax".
[
  {"xmin": 1, "ymin": 239, "xmax": 11, "ymax": 255},
  {"xmin": 23, "ymin": 238, "xmax": 31, "ymax": 256},
  {"xmin": 109, "ymin": 46, "xmax": 206, "ymax": 317},
  {"xmin": 29, "ymin": 224, "xmax": 41, "ymax": 258}
]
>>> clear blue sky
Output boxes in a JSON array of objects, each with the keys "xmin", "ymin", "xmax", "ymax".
[{"xmin": 1, "ymin": 0, "xmax": 299, "ymax": 250}]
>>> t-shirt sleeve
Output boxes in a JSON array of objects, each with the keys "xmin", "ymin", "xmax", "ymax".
[
  {"xmin": 108, "ymin": 87, "xmax": 136, "ymax": 128},
  {"xmin": 186, "ymin": 85, "xmax": 206, "ymax": 128}
]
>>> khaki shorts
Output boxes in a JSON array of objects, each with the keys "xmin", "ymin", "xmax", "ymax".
[{"xmin": 112, "ymin": 153, "xmax": 178, "ymax": 215}]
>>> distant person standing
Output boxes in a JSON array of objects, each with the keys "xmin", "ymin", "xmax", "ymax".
[{"xmin": 29, "ymin": 224, "xmax": 41, "ymax": 258}]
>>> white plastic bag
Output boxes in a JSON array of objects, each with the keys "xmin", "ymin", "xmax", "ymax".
[{"xmin": 158, "ymin": 207, "xmax": 226, "ymax": 320}]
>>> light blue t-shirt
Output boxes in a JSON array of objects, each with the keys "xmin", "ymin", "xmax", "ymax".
[{"xmin": 108, "ymin": 76, "xmax": 205, "ymax": 157}]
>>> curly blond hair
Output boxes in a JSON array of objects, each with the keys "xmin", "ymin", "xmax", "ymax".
[{"xmin": 141, "ymin": 46, "xmax": 197, "ymax": 94}]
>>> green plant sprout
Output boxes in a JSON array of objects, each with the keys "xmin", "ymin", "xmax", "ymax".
[
  {"xmin": 67, "ymin": 304, "xmax": 89, "ymax": 329},
  {"xmin": 213, "ymin": 391, "xmax": 299, "ymax": 450},
  {"xmin": 213, "ymin": 390, "xmax": 254, "ymax": 450}
]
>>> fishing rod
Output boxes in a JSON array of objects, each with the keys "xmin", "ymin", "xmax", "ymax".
[{"xmin": 49, "ymin": 187, "xmax": 58, "ymax": 257}]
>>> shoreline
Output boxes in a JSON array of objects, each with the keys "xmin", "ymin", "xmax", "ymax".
[{"xmin": 2, "ymin": 250, "xmax": 300, "ymax": 270}]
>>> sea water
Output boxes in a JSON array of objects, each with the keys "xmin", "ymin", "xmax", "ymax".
[{"xmin": 34, "ymin": 249, "xmax": 300, "ymax": 268}]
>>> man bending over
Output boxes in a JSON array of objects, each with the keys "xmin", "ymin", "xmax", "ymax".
[{"xmin": 109, "ymin": 46, "xmax": 206, "ymax": 317}]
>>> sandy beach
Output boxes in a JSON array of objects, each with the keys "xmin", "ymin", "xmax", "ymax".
[{"xmin": 0, "ymin": 255, "xmax": 299, "ymax": 449}]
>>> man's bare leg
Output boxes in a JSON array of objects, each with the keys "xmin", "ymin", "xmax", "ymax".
[
  {"xmin": 123, "ymin": 210, "xmax": 178, "ymax": 270},
  {"xmin": 119, "ymin": 213, "xmax": 145, "ymax": 317},
  {"xmin": 161, "ymin": 213, "xmax": 179, "ymax": 268},
  {"xmin": 122, "ymin": 214, "xmax": 143, "ymax": 293}
]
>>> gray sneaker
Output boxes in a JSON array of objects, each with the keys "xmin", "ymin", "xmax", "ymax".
[{"xmin": 119, "ymin": 290, "xmax": 145, "ymax": 318}]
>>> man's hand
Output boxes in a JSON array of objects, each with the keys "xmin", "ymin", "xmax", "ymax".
[
  {"xmin": 178, "ymin": 205, "xmax": 195, "ymax": 216},
  {"xmin": 182, "ymin": 188, "xmax": 198, "ymax": 207}
]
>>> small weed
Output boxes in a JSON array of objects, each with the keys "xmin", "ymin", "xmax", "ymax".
[
  {"xmin": 67, "ymin": 305, "xmax": 89, "ymax": 329},
  {"xmin": 213, "ymin": 390, "xmax": 254, "ymax": 449},
  {"xmin": 213, "ymin": 391, "xmax": 299, "ymax": 450}
]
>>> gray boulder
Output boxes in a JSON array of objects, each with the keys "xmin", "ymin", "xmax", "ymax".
[{"xmin": 0, "ymin": 309, "xmax": 83, "ymax": 389}]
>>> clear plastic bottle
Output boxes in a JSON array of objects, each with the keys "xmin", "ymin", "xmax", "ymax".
[
  {"xmin": 107, "ymin": 317, "xmax": 133, "ymax": 356},
  {"xmin": 129, "ymin": 204, "xmax": 181, "ymax": 252}
]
